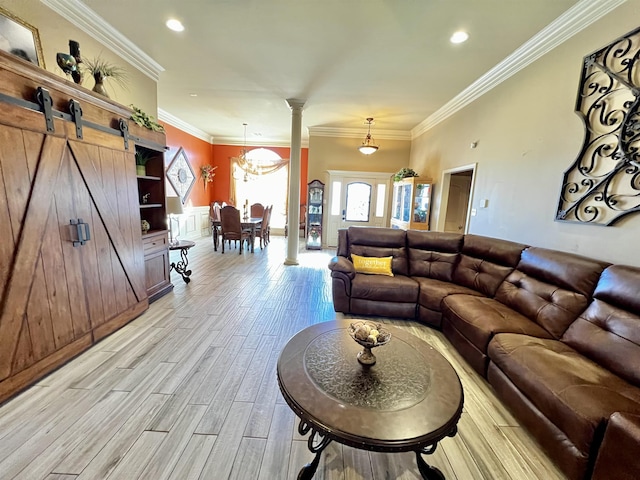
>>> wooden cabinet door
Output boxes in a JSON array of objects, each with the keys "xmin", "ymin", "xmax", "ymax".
[
  {"xmin": 0, "ymin": 109, "xmax": 146, "ymax": 398},
  {"xmin": 142, "ymin": 231, "xmax": 171, "ymax": 301}
]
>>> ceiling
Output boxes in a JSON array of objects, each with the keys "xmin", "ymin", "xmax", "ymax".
[{"xmin": 76, "ymin": 0, "xmax": 584, "ymax": 145}]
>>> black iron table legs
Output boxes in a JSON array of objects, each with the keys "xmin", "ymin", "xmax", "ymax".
[
  {"xmin": 296, "ymin": 421, "xmax": 456, "ymax": 479},
  {"xmin": 297, "ymin": 420, "xmax": 332, "ymax": 480},
  {"xmin": 414, "ymin": 425, "xmax": 458, "ymax": 479},
  {"xmin": 415, "ymin": 448, "xmax": 445, "ymax": 480},
  {"xmin": 169, "ymin": 241, "xmax": 195, "ymax": 283}
]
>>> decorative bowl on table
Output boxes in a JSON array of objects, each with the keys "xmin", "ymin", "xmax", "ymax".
[{"xmin": 348, "ymin": 321, "xmax": 391, "ymax": 365}]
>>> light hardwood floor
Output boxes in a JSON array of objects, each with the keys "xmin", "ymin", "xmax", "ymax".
[{"xmin": 0, "ymin": 236, "xmax": 567, "ymax": 480}]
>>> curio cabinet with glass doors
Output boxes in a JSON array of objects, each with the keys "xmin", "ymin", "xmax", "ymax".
[
  {"xmin": 306, "ymin": 179, "xmax": 324, "ymax": 249},
  {"xmin": 390, "ymin": 177, "xmax": 433, "ymax": 230}
]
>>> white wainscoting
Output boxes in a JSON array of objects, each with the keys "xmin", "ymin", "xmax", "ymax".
[{"xmin": 173, "ymin": 206, "xmax": 210, "ymax": 241}]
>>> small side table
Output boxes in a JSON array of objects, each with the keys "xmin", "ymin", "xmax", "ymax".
[{"xmin": 169, "ymin": 240, "xmax": 195, "ymax": 284}]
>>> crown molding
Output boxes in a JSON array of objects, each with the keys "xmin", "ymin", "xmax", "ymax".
[
  {"xmin": 157, "ymin": 112, "xmax": 311, "ymax": 147},
  {"xmin": 158, "ymin": 109, "xmax": 214, "ymax": 144},
  {"xmin": 411, "ymin": 0, "xmax": 627, "ymax": 139},
  {"xmin": 309, "ymin": 126, "xmax": 411, "ymax": 141},
  {"xmin": 40, "ymin": 0, "xmax": 164, "ymax": 81},
  {"xmin": 214, "ymin": 136, "xmax": 309, "ymax": 148}
]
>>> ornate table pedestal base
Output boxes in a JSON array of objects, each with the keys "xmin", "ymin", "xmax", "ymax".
[
  {"xmin": 295, "ymin": 419, "xmax": 457, "ymax": 480},
  {"xmin": 169, "ymin": 240, "xmax": 195, "ymax": 284}
]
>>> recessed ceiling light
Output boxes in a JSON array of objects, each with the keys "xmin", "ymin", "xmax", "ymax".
[
  {"xmin": 450, "ymin": 31, "xmax": 469, "ymax": 44},
  {"xmin": 189, "ymin": 93, "xmax": 198, "ymax": 97},
  {"xmin": 166, "ymin": 19, "xmax": 185, "ymax": 32}
]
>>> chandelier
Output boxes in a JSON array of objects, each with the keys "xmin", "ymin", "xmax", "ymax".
[
  {"xmin": 233, "ymin": 123, "xmax": 262, "ymax": 181},
  {"xmin": 358, "ymin": 117, "xmax": 379, "ymax": 155}
]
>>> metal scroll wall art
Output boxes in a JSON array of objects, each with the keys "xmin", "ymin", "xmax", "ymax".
[{"xmin": 557, "ymin": 26, "xmax": 640, "ymax": 225}]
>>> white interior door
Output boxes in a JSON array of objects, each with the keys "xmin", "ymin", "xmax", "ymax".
[
  {"xmin": 435, "ymin": 163, "xmax": 477, "ymax": 233},
  {"xmin": 444, "ymin": 174, "xmax": 472, "ymax": 233},
  {"xmin": 326, "ymin": 171, "xmax": 393, "ymax": 247}
]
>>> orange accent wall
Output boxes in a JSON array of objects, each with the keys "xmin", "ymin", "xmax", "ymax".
[
  {"xmin": 162, "ymin": 122, "xmax": 309, "ymax": 207},
  {"xmin": 162, "ymin": 123, "xmax": 214, "ymax": 207}
]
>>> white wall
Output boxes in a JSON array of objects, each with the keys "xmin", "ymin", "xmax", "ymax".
[
  {"xmin": 0, "ymin": 0, "xmax": 158, "ymax": 115},
  {"xmin": 411, "ymin": 1, "xmax": 640, "ymax": 267}
]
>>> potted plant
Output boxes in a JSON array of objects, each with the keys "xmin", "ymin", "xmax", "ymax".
[
  {"xmin": 135, "ymin": 151, "xmax": 151, "ymax": 176},
  {"xmin": 130, "ymin": 105, "xmax": 165, "ymax": 133},
  {"xmin": 393, "ymin": 167, "xmax": 419, "ymax": 182},
  {"xmin": 82, "ymin": 56, "xmax": 128, "ymax": 98}
]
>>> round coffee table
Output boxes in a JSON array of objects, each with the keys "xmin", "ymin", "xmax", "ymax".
[{"xmin": 277, "ymin": 320, "xmax": 463, "ymax": 480}]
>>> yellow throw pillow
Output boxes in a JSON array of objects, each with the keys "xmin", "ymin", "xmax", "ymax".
[{"xmin": 351, "ymin": 254, "xmax": 394, "ymax": 277}]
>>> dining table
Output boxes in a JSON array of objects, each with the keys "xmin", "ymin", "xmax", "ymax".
[{"xmin": 211, "ymin": 217, "xmax": 262, "ymax": 253}]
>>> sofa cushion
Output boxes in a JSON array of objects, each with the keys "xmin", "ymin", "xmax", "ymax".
[
  {"xmin": 488, "ymin": 333, "xmax": 640, "ymax": 454},
  {"xmin": 348, "ymin": 227, "xmax": 409, "ymax": 276},
  {"xmin": 562, "ymin": 265, "xmax": 640, "ymax": 388},
  {"xmin": 351, "ymin": 254, "xmax": 394, "ymax": 276},
  {"xmin": 516, "ymin": 247, "xmax": 609, "ymax": 297},
  {"xmin": 407, "ymin": 231, "xmax": 463, "ymax": 281},
  {"xmin": 351, "ymin": 274, "xmax": 418, "ymax": 304},
  {"xmin": 336, "ymin": 228, "xmax": 349, "ymax": 257},
  {"xmin": 442, "ymin": 295, "xmax": 553, "ymax": 352},
  {"xmin": 414, "ymin": 277, "xmax": 481, "ymax": 311},
  {"xmin": 592, "ymin": 264, "xmax": 640, "ymax": 314},
  {"xmin": 453, "ymin": 235, "xmax": 526, "ymax": 297},
  {"xmin": 493, "ymin": 247, "xmax": 609, "ymax": 339},
  {"xmin": 563, "ymin": 305, "xmax": 640, "ymax": 388}
]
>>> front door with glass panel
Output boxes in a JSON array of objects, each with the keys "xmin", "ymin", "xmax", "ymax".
[{"xmin": 326, "ymin": 171, "xmax": 393, "ymax": 247}]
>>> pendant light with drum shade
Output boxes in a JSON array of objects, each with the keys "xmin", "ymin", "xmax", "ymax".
[{"xmin": 359, "ymin": 118, "xmax": 379, "ymax": 155}]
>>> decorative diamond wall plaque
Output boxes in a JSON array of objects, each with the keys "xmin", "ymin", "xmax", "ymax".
[
  {"xmin": 557, "ymin": 26, "xmax": 640, "ymax": 225},
  {"xmin": 166, "ymin": 147, "xmax": 195, "ymax": 202}
]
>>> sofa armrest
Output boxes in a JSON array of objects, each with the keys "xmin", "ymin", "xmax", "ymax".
[
  {"xmin": 591, "ymin": 411, "xmax": 640, "ymax": 480},
  {"xmin": 329, "ymin": 256, "xmax": 356, "ymax": 279},
  {"xmin": 329, "ymin": 256, "xmax": 355, "ymax": 313}
]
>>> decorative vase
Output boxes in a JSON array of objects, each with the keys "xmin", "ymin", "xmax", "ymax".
[
  {"xmin": 136, "ymin": 164, "xmax": 146, "ymax": 176},
  {"xmin": 92, "ymin": 72, "xmax": 109, "ymax": 97},
  {"xmin": 141, "ymin": 220, "xmax": 150, "ymax": 234}
]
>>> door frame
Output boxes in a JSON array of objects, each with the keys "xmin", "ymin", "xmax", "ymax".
[
  {"xmin": 435, "ymin": 163, "xmax": 477, "ymax": 233},
  {"xmin": 326, "ymin": 170, "xmax": 394, "ymax": 247}
]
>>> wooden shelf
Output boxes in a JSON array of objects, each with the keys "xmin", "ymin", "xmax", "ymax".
[
  {"xmin": 142, "ymin": 229, "xmax": 168, "ymax": 236},
  {"xmin": 137, "ymin": 175, "xmax": 163, "ymax": 181},
  {"xmin": 136, "ymin": 144, "xmax": 171, "ymax": 304}
]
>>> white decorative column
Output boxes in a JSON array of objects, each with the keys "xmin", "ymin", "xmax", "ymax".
[{"xmin": 285, "ymin": 98, "xmax": 305, "ymax": 265}]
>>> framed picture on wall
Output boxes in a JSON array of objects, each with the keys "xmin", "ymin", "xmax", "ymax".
[
  {"xmin": 166, "ymin": 147, "xmax": 196, "ymax": 203},
  {"xmin": 0, "ymin": 7, "xmax": 45, "ymax": 67}
]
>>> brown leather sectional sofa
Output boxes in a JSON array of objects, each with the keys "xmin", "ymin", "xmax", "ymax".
[{"xmin": 329, "ymin": 226, "xmax": 640, "ymax": 480}]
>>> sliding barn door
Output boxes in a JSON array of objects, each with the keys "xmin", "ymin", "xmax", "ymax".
[{"xmin": 0, "ymin": 104, "xmax": 146, "ymax": 392}]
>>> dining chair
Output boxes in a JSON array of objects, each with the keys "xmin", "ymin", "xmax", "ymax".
[
  {"xmin": 265, "ymin": 205, "xmax": 273, "ymax": 242},
  {"xmin": 219, "ymin": 205, "xmax": 251, "ymax": 254},
  {"xmin": 299, "ymin": 204, "xmax": 306, "ymax": 238},
  {"xmin": 210, "ymin": 202, "xmax": 222, "ymax": 248},
  {"xmin": 250, "ymin": 202, "xmax": 265, "ymax": 218},
  {"xmin": 256, "ymin": 206, "xmax": 270, "ymax": 249}
]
